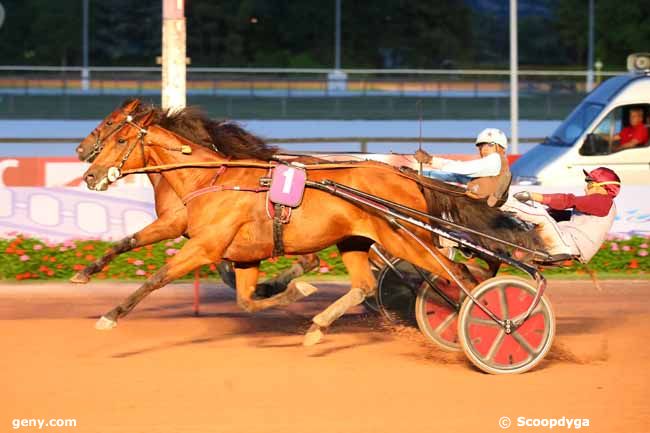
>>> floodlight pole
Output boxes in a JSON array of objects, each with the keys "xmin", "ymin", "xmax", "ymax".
[
  {"xmin": 81, "ymin": 0, "xmax": 89, "ymax": 91},
  {"xmin": 162, "ymin": 0, "xmax": 186, "ymax": 110},
  {"xmin": 509, "ymin": 0, "xmax": 518, "ymax": 154},
  {"xmin": 335, "ymin": 0, "xmax": 341, "ymax": 70},
  {"xmin": 586, "ymin": 0, "xmax": 595, "ymax": 92}
]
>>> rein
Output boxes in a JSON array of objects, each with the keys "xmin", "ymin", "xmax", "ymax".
[
  {"xmin": 118, "ymin": 160, "xmax": 466, "ymax": 196},
  {"xmin": 99, "ymin": 117, "xmax": 465, "ymax": 199}
]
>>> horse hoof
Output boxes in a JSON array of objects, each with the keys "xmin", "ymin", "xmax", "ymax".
[
  {"xmin": 95, "ymin": 316, "xmax": 117, "ymax": 331},
  {"xmin": 70, "ymin": 272, "xmax": 90, "ymax": 284},
  {"xmin": 294, "ymin": 281, "xmax": 318, "ymax": 297},
  {"xmin": 303, "ymin": 324, "xmax": 324, "ymax": 346}
]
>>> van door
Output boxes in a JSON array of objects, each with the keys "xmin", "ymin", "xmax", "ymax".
[{"xmin": 573, "ymin": 104, "xmax": 650, "ymax": 184}]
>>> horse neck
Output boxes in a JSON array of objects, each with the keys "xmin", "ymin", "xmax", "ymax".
[{"xmin": 145, "ymin": 127, "xmax": 226, "ymax": 199}]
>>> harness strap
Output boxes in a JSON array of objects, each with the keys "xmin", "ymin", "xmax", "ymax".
[
  {"xmin": 272, "ymin": 203, "xmax": 286, "ymax": 257},
  {"xmin": 182, "ymin": 185, "xmax": 269, "ymax": 205}
]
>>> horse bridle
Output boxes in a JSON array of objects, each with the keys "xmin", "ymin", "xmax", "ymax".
[
  {"xmin": 103, "ymin": 116, "xmax": 191, "ymax": 184},
  {"xmin": 82, "ymin": 107, "xmax": 144, "ymax": 163}
]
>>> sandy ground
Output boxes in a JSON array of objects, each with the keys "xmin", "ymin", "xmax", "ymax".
[{"xmin": 1, "ymin": 279, "xmax": 649, "ymax": 433}]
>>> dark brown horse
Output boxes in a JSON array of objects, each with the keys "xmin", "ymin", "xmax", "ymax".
[
  {"xmin": 73, "ymin": 99, "xmax": 319, "ymax": 295},
  {"xmin": 82, "ymin": 109, "xmax": 541, "ymax": 345}
]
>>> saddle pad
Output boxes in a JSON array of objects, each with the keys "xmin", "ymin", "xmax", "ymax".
[{"xmin": 269, "ymin": 164, "xmax": 307, "ymax": 207}]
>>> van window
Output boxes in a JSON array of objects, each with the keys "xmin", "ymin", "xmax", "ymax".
[
  {"xmin": 550, "ymin": 102, "xmax": 603, "ymax": 147},
  {"xmin": 580, "ymin": 104, "xmax": 650, "ymax": 155}
]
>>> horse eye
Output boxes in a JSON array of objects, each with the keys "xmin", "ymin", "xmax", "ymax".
[
  {"xmin": 118, "ymin": 138, "xmax": 126, "ymax": 144},
  {"xmin": 107, "ymin": 120, "xmax": 114, "ymax": 126}
]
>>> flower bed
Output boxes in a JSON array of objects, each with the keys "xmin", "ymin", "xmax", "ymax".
[{"xmin": 0, "ymin": 234, "xmax": 648, "ymax": 281}]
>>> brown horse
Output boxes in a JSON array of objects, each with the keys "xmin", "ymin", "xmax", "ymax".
[
  {"xmin": 73, "ymin": 99, "xmax": 319, "ymax": 295},
  {"xmin": 82, "ymin": 109, "xmax": 541, "ymax": 345}
]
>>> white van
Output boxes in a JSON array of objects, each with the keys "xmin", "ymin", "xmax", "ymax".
[{"xmin": 512, "ymin": 53, "xmax": 650, "ymax": 186}]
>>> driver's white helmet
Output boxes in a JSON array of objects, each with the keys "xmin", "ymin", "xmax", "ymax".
[{"xmin": 475, "ymin": 128, "xmax": 508, "ymax": 150}]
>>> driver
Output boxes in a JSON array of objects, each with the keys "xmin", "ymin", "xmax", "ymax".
[
  {"xmin": 414, "ymin": 128, "xmax": 511, "ymax": 206},
  {"xmin": 614, "ymin": 107, "xmax": 648, "ymax": 151},
  {"xmin": 505, "ymin": 167, "xmax": 620, "ymax": 263}
]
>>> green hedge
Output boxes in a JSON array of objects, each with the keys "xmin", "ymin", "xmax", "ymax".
[{"xmin": 0, "ymin": 234, "xmax": 648, "ymax": 281}]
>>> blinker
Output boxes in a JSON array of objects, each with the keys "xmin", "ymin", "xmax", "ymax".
[{"xmin": 181, "ymin": 145, "xmax": 192, "ymax": 154}]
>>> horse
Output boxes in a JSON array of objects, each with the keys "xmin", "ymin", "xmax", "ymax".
[
  {"xmin": 82, "ymin": 108, "xmax": 542, "ymax": 346},
  {"xmin": 72, "ymin": 99, "xmax": 319, "ymax": 296}
]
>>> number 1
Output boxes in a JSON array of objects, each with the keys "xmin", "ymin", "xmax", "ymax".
[{"xmin": 281, "ymin": 168, "xmax": 295, "ymax": 194}]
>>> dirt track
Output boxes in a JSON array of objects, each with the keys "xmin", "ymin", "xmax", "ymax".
[{"xmin": 1, "ymin": 279, "xmax": 649, "ymax": 433}]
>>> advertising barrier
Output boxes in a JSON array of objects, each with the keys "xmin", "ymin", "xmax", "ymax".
[{"xmin": 1, "ymin": 157, "xmax": 648, "ymax": 241}]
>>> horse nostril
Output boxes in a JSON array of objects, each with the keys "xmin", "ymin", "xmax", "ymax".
[
  {"xmin": 85, "ymin": 174, "xmax": 95, "ymax": 186},
  {"xmin": 76, "ymin": 146, "xmax": 83, "ymax": 154}
]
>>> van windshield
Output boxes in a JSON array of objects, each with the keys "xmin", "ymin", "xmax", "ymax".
[{"xmin": 547, "ymin": 102, "xmax": 604, "ymax": 146}]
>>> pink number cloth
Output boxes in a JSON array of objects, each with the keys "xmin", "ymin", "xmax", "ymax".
[{"xmin": 269, "ymin": 164, "xmax": 307, "ymax": 207}]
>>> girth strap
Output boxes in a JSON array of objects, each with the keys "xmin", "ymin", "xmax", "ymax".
[{"xmin": 272, "ymin": 203, "xmax": 286, "ymax": 257}]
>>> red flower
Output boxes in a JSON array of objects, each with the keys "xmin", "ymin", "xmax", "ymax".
[
  {"xmin": 5, "ymin": 247, "xmax": 15, "ymax": 254},
  {"xmin": 209, "ymin": 264, "xmax": 216, "ymax": 271},
  {"xmin": 46, "ymin": 270, "xmax": 54, "ymax": 277},
  {"xmin": 147, "ymin": 265, "xmax": 156, "ymax": 270},
  {"xmin": 39, "ymin": 265, "xmax": 49, "ymax": 273},
  {"xmin": 56, "ymin": 264, "xmax": 64, "ymax": 269},
  {"xmin": 145, "ymin": 245, "xmax": 153, "ymax": 250},
  {"xmin": 73, "ymin": 264, "xmax": 85, "ymax": 271},
  {"xmin": 49, "ymin": 257, "xmax": 56, "ymax": 263},
  {"xmin": 629, "ymin": 259, "xmax": 639, "ymax": 269},
  {"xmin": 83, "ymin": 244, "xmax": 94, "ymax": 250},
  {"xmin": 85, "ymin": 254, "xmax": 95, "ymax": 261},
  {"xmin": 75, "ymin": 252, "xmax": 83, "ymax": 258},
  {"xmin": 127, "ymin": 258, "xmax": 136, "ymax": 264}
]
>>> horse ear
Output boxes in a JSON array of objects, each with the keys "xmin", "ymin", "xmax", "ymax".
[
  {"xmin": 122, "ymin": 98, "xmax": 140, "ymax": 113},
  {"xmin": 138, "ymin": 110, "xmax": 156, "ymax": 127}
]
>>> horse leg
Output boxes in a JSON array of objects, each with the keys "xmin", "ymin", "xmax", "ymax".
[
  {"xmin": 254, "ymin": 253, "xmax": 320, "ymax": 297},
  {"xmin": 71, "ymin": 209, "xmax": 186, "ymax": 283},
  {"xmin": 303, "ymin": 249, "xmax": 376, "ymax": 346},
  {"xmin": 94, "ymin": 237, "xmax": 215, "ymax": 330},
  {"xmin": 234, "ymin": 263, "xmax": 319, "ymax": 313}
]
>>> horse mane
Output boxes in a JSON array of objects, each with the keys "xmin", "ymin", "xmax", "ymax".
[
  {"xmin": 417, "ymin": 175, "xmax": 544, "ymax": 255},
  {"xmin": 130, "ymin": 102, "xmax": 278, "ymax": 160}
]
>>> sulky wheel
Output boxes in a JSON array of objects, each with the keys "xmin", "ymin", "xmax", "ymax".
[
  {"xmin": 414, "ymin": 278, "xmax": 462, "ymax": 351},
  {"xmin": 375, "ymin": 258, "xmax": 423, "ymax": 325},
  {"xmin": 457, "ymin": 276, "xmax": 555, "ymax": 375}
]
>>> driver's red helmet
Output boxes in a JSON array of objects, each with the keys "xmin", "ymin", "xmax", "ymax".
[{"xmin": 583, "ymin": 167, "xmax": 621, "ymax": 197}]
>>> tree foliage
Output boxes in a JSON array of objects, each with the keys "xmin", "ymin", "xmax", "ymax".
[{"xmin": 0, "ymin": 0, "xmax": 647, "ymax": 69}]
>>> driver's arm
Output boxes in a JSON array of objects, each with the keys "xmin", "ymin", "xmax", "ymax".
[{"xmin": 617, "ymin": 138, "xmax": 641, "ymax": 150}]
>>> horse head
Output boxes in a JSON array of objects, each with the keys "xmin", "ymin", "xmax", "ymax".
[
  {"xmin": 77, "ymin": 98, "xmax": 141, "ymax": 163},
  {"xmin": 83, "ymin": 110, "xmax": 156, "ymax": 191}
]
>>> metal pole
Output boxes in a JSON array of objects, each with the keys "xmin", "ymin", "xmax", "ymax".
[
  {"xmin": 509, "ymin": 0, "xmax": 519, "ymax": 155},
  {"xmin": 586, "ymin": 0, "xmax": 595, "ymax": 92},
  {"xmin": 334, "ymin": 0, "xmax": 341, "ymax": 70},
  {"xmin": 81, "ymin": 0, "xmax": 89, "ymax": 91},
  {"xmin": 162, "ymin": 0, "xmax": 187, "ymax": 109}
]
